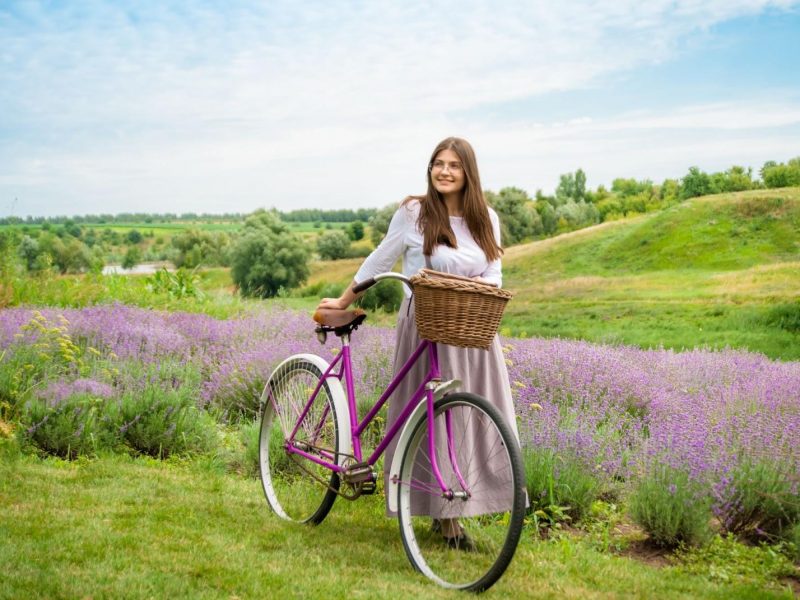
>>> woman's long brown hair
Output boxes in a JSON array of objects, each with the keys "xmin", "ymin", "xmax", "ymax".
[{"xmin": 404, "ymin": 137, "xmax": 502, "ymax": 261}]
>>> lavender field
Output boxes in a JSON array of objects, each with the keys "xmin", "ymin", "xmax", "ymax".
[{"xmin": 1, "ymin": 304, "xmax": 799, "ymax": 548}]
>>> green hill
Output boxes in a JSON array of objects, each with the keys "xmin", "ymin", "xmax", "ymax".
[{"xmin": 502, "ymin": 188, "xmax": 800, "ymax": 359}]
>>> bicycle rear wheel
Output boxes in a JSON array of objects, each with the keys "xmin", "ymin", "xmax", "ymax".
[
  {"xmin": 259, "ymin": 356, "xmax": 344, "ymax": 524},
  {"xmin": 396, "ymin": 392, "xmax": 525, "ymax": 592}
]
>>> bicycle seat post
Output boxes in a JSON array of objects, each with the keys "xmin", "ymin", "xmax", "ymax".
[{"xmin": 338, "ymin": 331, "xmax": 361, "ymax": 461}]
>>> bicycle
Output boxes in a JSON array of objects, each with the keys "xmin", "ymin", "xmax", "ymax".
[{"xmin": 258, "ymin": 272, "xmax": 526, "ymax": 592}]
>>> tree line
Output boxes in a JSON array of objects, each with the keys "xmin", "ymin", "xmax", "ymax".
[
  {"xmin": 485, "ymin": 158, "xmax": 800, "ymax": 245},
  {"xmin": 0, "ymin": 208, "xmax": 377, "ymax": 226},
  {"xmin": 1, "ymin": 156, "xmax": 797, "ymax": 298}
]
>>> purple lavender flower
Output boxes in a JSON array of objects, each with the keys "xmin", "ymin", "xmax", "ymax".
[
  {"xmin": 3, "ymin": 304, "xmax": 799, "ymax": 507},
  {"xmin": 39, "ymin": 378, "xmax": 115, "ymax": 406}
]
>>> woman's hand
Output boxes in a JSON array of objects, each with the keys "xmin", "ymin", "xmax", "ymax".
[
  {"xmin": 317, "ymin": 280, "xmax": 362, "ymax": 311},
  {"xmin": 317, "ymin": 296, "xmax": 350, "ymax": 310}
]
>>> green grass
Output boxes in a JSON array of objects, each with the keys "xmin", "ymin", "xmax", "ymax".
[
  {"xmin": 502, "ymin": 189, "xmax": 800, "ymax": 359},
  {"xmin": 0, "ymin": 453, "xmax": 795, "ymax": 599}
]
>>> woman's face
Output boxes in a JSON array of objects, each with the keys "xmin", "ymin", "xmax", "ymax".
[{"xmin": 430, "ymin": 148, "xmax": 465, "ymax": 197}]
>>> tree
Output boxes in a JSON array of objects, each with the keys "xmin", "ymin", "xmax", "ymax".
[
  {"xmin": 356, "ymin": 280, "xmax": 404, "ymax": 313},
  {"xmin": 485, "ymin": 187, "xmax": 542, "ymax": 245},
  {"xmin": 368, "ymin": 203, "xmax": 398, "ymax": 246},
  {"xmin": 122, "ymin": 246, "xmax": 141, "ymax": 269},
  {"xmin": 171, "ymin": 229, "xmax": 230, "ymax": 268},
  {"xmin": 680, "ymin": 167, "xmax": 713, "ymax": 199},
  {"xmin": 126, "ymin": 229, "xmax": 143, "ymax": 244},
  {"xmin": 611, "ymin": 178, "xmax": 654, "ymax": 198},
  {"xmin": 536, "ymin": 201, "xmax": 558, "ymax": 235},
  {"xmin": 555, "ymin": 169, "xmax": 587, "ymax": 204},
  {"xmin": 347, "ymin": 220, "xmax": 365, "ymax": 241},
  {"xmin": 762, "ymin": 158, "xmax": 800, "ymax": 188},
  {"xmin": 555, "ymin": 200, "xmax": 600, "ymax": 230},
  {"xmin": 229, "ymin": 210, "xmax": 309, "ymax": 298},
  {"xmin": 721, "ymin": 166, "xmax": 755, "ymax": 192},
  {"xmin": 17, "ymin": 235, "xmax": 41, "ymax": 271},
  {"xmin": 316, "ymin": 230, "xmax": 351, "ymax": 260}
]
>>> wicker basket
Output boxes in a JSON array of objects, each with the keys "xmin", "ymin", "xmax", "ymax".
[{"xmin": 409, "ymin": 269, "xmax": 513, "ymax": 350}]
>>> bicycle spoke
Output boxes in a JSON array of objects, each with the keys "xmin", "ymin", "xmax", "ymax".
[
  {"xmin": 396, "ymin": 393, "xmax": 525, "ymax": 592},
  {"xmin": 259, "ymin": 358, "xmax": 342, "ymax": 524}
]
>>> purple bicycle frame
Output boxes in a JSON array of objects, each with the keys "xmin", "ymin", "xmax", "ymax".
[{"xmin": 282, "ymin": 337, "xmax": 469, "ymax": 497}]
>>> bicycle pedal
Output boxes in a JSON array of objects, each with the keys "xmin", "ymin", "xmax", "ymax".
[
  {"xmin": 359, "ymin": 479, "xmax": 377, "ymax": 495},
  {"xmin": 343, "ymin": 461, "xmax": 374, "ymax": 484}
]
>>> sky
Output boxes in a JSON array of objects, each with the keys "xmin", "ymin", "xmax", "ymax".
[{"xmin": 1, "ymin": 1, "xmax": 799, "ymax": 218}]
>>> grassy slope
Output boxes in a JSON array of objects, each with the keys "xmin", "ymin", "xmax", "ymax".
[
  {"xmin": 0, "ymin": 453, "xmax": 792, "ymax": 600},
  {"xmin": 501, "ymin": 188, "xmax": 800, "ymax": 359}
]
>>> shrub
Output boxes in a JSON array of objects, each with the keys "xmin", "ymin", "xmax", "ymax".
[
  {"xmin": 229, "ymin": 210, "xmax": 309, "ymax": 298},
  {"xmin": 762, "ymin": 158, "xmax": 800, "ymax": 188},
  {"xmin": 316, "ymin": 230, "xmax": 351, "ymax": 260},
  {"xmin": 629, "ymin": 466, "xmax": 712, "ymax": 548},
  {"xmin": 101, "ymin": 360, "xmax": 217, "ymax": 458},
  {"xmin": 122, "ymin": 246, "xmax": 141, "ymax": 269},
  {"xmin": 714, "ymin": 460, "xmax": 800, "ymax": 542},
  {"xmin": 368, "ymin": 204, "xmax": 398, "ymax": 246},
  {"xmin": 108, "ymin": 388, "xmax": 216, "ymax": 458},
  {"xmin": 171, "ymin": 229, "xmax": 230, "ymax": 268},
  {"xmin": 523, "ymin": 448, "xmax": 599, "ymax": 525},
  {"xmin": 207, "ymin": 363, "xmax": 267, "ymax": 424},
  {"xmin": 346, "ymin": 220, "xmax": 364, "ymax": 241},
  {"xmin": 356, "ymin": 280, "xmax": 404, "ymax": 313},
  {"xmin": 22, "ymin": 394, "xmax": 115, "ymax": 458}
]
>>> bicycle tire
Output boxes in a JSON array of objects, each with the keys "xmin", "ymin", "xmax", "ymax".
[
  {"xmin": 396, "ymin": 392, "xmax": 526, "ymax": 592},
  {"xmin": 259, "ymin": 355, "xmax": 345, "ymax": 524}
]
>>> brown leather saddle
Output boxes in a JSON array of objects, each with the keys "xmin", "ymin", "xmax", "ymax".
[{"xmin": 312, "ymin": 308, "xmax": 367, "ymax": 337}]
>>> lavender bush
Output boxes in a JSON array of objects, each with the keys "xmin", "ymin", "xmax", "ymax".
[
  {"xmin": 523, "ymin": 447, "xmax": 599, "ymax": 523},
  {"xmin": 714, "ymin": 459, "xmax": 800, "ymax": 542},
  {"xmin": 629, "ymin": 465, "xmax": 712, "ymax": 547},
  {"xmin": 2, "ymin": 304, "xmax": 799, "ymax": 545},
  {"xmin": 24, "ymin": 393, "xmax": 114, "ymax": 459}
]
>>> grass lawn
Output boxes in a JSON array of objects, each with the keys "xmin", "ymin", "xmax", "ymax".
[
  {"xmin": 0, "ymin": 452, "xmax": 795, "ymax": 599},
  {"xmin": 501, "ymin": 190, "xmax": 800, "ymax": 359}
]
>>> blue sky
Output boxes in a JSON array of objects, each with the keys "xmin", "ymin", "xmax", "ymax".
[{"xmin": 1, "ymin": 1, "xmax": 799, "ymax": 218}]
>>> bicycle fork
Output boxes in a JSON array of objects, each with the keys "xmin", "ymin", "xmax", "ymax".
[{"xmin": 421, "ymin": 379, "xmax": 472, "ymax": 501}]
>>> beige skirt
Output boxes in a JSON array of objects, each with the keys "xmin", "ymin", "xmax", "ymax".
[{"xmin": 383, "ymin": 297, "xmax": 521, "ymax": 517}]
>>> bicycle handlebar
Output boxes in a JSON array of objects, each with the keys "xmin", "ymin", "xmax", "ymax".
[{"xmin": 353, "ymin": 272, "xmax": 412, "ymax": 294}]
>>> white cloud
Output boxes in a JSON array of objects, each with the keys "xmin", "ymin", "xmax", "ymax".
[{"xmin": 0, "ymin": 0, "xmax": 799, "ymax": 215}]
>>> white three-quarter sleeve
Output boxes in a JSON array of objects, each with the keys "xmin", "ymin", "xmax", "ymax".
[
  {"xmin": 480, "ymin": 209, "xmax": 503, "ymax": 287},
  {"xmin": 354, "ymin": 205, "xmax": 411, "ymax": 284}
]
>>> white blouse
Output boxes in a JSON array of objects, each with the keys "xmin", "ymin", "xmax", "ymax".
[{"xmin": 354, "ymin": 199, "xmax": 502, "ymax": 297}]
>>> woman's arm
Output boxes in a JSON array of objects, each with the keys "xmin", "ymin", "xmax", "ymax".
[
  {"xmin": 479, "ymin": 209, "xmax": 503, "ymax": 287},
  {"xmin": 317, "ymin": 203, "xmax": 411, "ymax": 310}
]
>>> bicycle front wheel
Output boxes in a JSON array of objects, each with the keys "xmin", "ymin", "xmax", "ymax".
[
  {"xmin": 259, "ymin": 356, "xmax": 344, "ymax": 524},
  {"xmin": 396, "ymin": 393, "xmax": 526, "ymax": 592}
]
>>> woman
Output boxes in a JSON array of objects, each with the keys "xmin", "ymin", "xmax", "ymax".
[{"xmin": 317, "ymin": 136, "xmax": 519, "ymax": 545}]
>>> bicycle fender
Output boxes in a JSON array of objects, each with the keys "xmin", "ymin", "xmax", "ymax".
[
  {"xmin": 386, "ymin": 399, "xmax": 429, "ymax": 513},
  {"xmin": 264, "ymin": 353, "xmax": 352, "ymax": 464}
]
